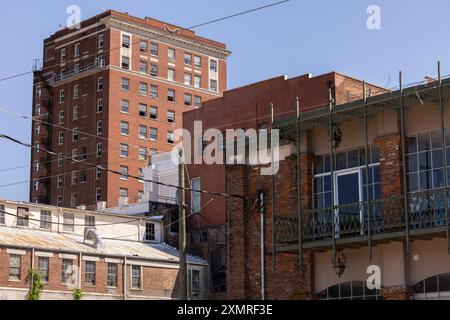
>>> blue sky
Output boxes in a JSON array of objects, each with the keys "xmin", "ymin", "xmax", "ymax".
[{"xmin": 1, "ymin": 0, "xmax": 450, "ymax": 201}]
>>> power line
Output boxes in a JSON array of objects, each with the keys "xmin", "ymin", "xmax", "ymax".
[
  {"xmin": 0, "ymin": 1, "xmax": 290, "ymax": 84},
  {"xmin": 0, "ymin": 134, "xmax": 244, "ymax": 199}
]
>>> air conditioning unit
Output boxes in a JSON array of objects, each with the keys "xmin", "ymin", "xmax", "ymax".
[{"xmin": 96, "ymin": 201, "xmax": 107, "ymax": 211}]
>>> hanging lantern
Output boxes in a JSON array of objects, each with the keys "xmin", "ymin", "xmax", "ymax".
[
  {"xmin": 332, "ymin": 128, "xmax": 343, "ymax": 149},
  {"xmin": 331, "ymin": 250, "xmax": 347, "ymax": 278}
]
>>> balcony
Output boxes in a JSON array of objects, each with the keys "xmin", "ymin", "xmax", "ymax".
[
  {"xmin": 274, "ymin": 188, "xmax": 449, "ymax": 250},
  {"xmin": 49, "ymin": 60, "xmax": 106, "ymax": 84}
]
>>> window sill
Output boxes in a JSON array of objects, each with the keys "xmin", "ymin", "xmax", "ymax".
[
  {"xmin": 130, "ymin": 287, "xmax": 143, "ymax": 292},
  {"xmin": 8, "ymin": 279, "xmax": 21, "ymax": 283},
  {"xmin": 107, "ymin": 286, "xmax": 118, "ymax": 289}
]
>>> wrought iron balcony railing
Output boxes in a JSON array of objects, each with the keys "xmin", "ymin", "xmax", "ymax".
[
  {"xmin": 274, "ymin": 188, "xmax": 449, "ymax": 246},
  {"xmin": 50, "ymin": 60, "xmax": 106, "ymax": 84}
]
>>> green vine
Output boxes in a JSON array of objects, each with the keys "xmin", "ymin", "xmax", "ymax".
[
  {"xmin": 27, "ymin": 269, "xmax": 44, "ymax": 300},
  {"xmin": 72, "ymin": 288, "xmax": 84, "ymax": 300}
]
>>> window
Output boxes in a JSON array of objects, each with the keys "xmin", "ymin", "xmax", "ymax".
[
  {"xmin": 63, "ymin": 212, "xmax": 74, "ymax": 232},
  {"xmin": 97, "ymin": 98, "xmax": 103, "ymax": 113},
  {"xmin": 59, "ymin": 110, "xmax": 64, "ymax": 124},
  {"xmin": 98, "ymin": 34, "xmax": 104, "ymax": 48},
  {"xmin": 96, "ymin": 120, "xmax": 103, "ymax": 135},
  {"xmin": 150, "ymin": 106, "xmax": 158, "ymax": 120},
  {"xmin": 138, "ymin": 168, "xmax": 144, "ymax": 181},
  {"xmin": 120, "ymin": 166, "xmax": 129, "ymax": 180},
  {"xmin": 85, "ymin": 261, "xmax": 96, "ymax": 286},
  {"xmin": 17, "ymin": 207, "xmax": 29, "ymax": 227},
  {"xmin": 96, "ymin": 142, "xmax": 102, "ymax": 157},
  {"xmin": 92, "ymin": 188, "xmax": 101, "ymax": 203},
  {"xmin": 210, "ymin": 79, "xmax": 218, "ymax": 92},
  {"xmin": 139, "ymin": 104, "xmax": 147, "ymax": 117},
  {"xmin": 72, "ymin": 128, "xmax": 79, "ymax": 141},
  {"xmin": 34, "ymin": 143, "xmax": 40, "ymax": 153},
  {"xmin": 194, "ymin": 96, "xmax": 202, "ymax": 108},
  {"xmin": 38, "ymin": 257, "xmax": 49, "ymax": 282},
  {"xmin": 194, "ymin": 76, "xmax": 201, "ymax": 88},
  {"xmin": 184, "ymin": 93, "xmax": 192, "ymax": 106},
  {"xmin": 72, "ymin": 106, "xmax": 79, "ymax": 120},
  {"xmin": 168, "ymin": 69, "xmax": 175, "ymax": 81},
  {"xmin": 96, "ymin": 167, "xmax": 102, "ymax": 180},
  {"xmin": 150, "ymin": 63, "xmax": 158, "ymax": 76},
  {"xmin": 167, "ymin": 110, "xmax": 175, "ymax": 123},
  {"xmin": 121, "ymin": 78, "xmax": 130, "ymax": 91},
  {"xmin": 150, "ymin": 85, "xmax": 158, "ymax": 98},
  {"xmin": 71, "ymin": 171, "xmax": 77, "ymax": 185},
  {"xmin": 120, "ymin": 121, "xmax": 129, "ymax": 135},
  {"xmin": 58, "ymin": 131, "xmax": 64, "ymax": 144},
  {"xmin": 74, "ymin": 63, "xmax": 80, "ymax": 74},
  {"xmin": 85, "ymin": 215, "xmax": 95, "ymax": 227},
  {"xmin": 194, "ymin": 55, "xmax": 201, "ymax": 68},
  {"xmin": 184, "ymin": 74, "xmax": 192, "ymax": 86},
  {"xmin": 184, "ymin": 53, "xmax": 192, "ymax": 65},
  {"xmin": 34, "ymin": 161, "xmax": 39, "ymax": 172},
  {"xmin": 0, "ymin": 204, "xmax": 5, "ymax": 224},
  {"xmin": 60, "ymin": 69, "xmax": 65, "ymax": 79},
  {"xmin": 131, "ymin": 265, "xmax": 142, "ymax": 289},
  {"xmin": 61, "ymin": 259, "xmax": 74, "ymax": 284},
  {"xmin": 145, "ymin": 223, "xmax": 155, "ymax": 241},
  {"xmin": 318, "ymin": 281, "xmax": 381, "ymax": 300},
  {"xmin": 150, "ymin": 43, "xmax": 158, "ymax": 56},
  {"xmin": 168, "ymin": 48, "xmax": 175, "ymax": 60},
  {"xmin": 149, "ymin": 128, "xmax": 158, "ymax": 141},
  {"xmin": 97, "ymin": 77, "xmax": 103, "ymax": 91},
  {"xmin": 57, "ymin": 196, "xmax": 63, "ymax": 207},
  {"xmin": 167, "ymin": 131, "xmax": 175, "ymax": 144},
  {"xmin": 167, "ymin": 89, "xmax": 175, "ymax": 102},
  {"xmin": 36, "ymin": 86, "xmax": 42, "ymax": 99},
  {"xmin": 40, "ymin": 210, "xmax": 52, "ymax": 229},
  {"xmin": 34, "ymin": 105, "xmax": 41, "ymax": 117},
  {"xmin": 139, "ymin": 147, "xmax": 147, "ymax": 161},
  {"xmin": 9, "ymin": 255, "xmax": 21, "ymax": 281},
  {"xmin": 61, "ymin": 48, "xmax": 66, "ymax": 62},
  {"xmin": 59, "ymin": 89, "xmax": 65, "ymax": 103},
  {"xmin": 79, "ymin": 146, "xmax": 87, "ymax": 161},
  {"xmin": 120, "ymin": 99, "xmax": 129, "ymax": 113},
  {"xmin": 70, "ymin": 193, "xmax": 78, "ymax": 207},
  {"xmin": 139, "ymin": 82, "xmax": 147, "ymax": 95},
  {"xmin": 191, "ymin": 270, "xmax": 201, "ymax": 295},
  {"xmin": 139, "ymin": 60, "xmax": 147, "ymax": 74},
  {"xmin": 138, "ymin": 191, "xmax": 144, "ymax": 201},
  {"xmin": 34, "ymin": 123, "xmax": 40, "ymax": 135},
  {"xmin": 57, "ymin": 174, "xmax": 63, "ymax": 188},
  {"xmin": 122, "ymin": 34, "xmax": 130, "ymax": 48},
  {"xmin": 139, "ymin": 40, "xmax": 148, "ymax": 54},
  {"xmin": 210, "ymin": 59, "xmax": 218, "ymax": 73},
  {"xmin": 74, "ymin": 43, "xmax": 80, "ymax": 57},
  {"xmin": 139, "ymin": 125, "xmax": 147, "ymax": 139},
  {"xmin": 122, "ymin": 56, "xmax": 130, "ymax": 69},
  {"xmin": 73, "ymin": 85, "xmax": 79, "ymax": 99},
  {"xmin": 107, "ymin": 263, "xmax": 118, "ymax": 287},
  {"xmin": 120, "ymin": 144, "xmax": 129, "ymax": 157},
  {"xmin": 80, "ymin": 170, "xmax": 87, "ymax": 182},
  {"xmin": 33, "ymin": 180, "xmax": 39, "ymax": 191},
  {"xmin": 120, "ymin": 188, "xmax": 128, "ymax": 199},
  {"xmin": 191, "ymin": 177, "xmax": 201, "ymax": 212},
  {"xmin": 57, "ymin": 153, "xmax": 63, "ymax": 166}
]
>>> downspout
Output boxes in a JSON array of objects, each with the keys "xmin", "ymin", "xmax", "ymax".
[
  {"xmin": 78, "ymin": 253, "xmax": 82, "ymax": 290},
  {"xmin": 123, "ymin": 256, "xmax": 127, "ymax": 300},
  {"xmin": 30, "ymin": 248, "xmax": 35, "ymax": 290},
  {"xmin": 259, "ymin": 190, "xmax": 266, "ymax": 300}
]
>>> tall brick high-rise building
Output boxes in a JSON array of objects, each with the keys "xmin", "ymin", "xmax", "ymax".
[{"xmin": 30, "ymin": 10, "xmax": 230, "ymax": 209}]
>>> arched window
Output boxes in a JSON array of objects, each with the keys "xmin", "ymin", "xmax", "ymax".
[
  {"xmin": 318, "ymin": 281, "xmax": 382, "ymax": 300},
  {"xmin": 413, "ymin": 273, "xmax": 450, "ymax": 300}
]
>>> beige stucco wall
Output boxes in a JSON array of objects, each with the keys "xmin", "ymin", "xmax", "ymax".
[{"xmin": 405, "ymin": 102, "xmax": 450, "ymax": 136}]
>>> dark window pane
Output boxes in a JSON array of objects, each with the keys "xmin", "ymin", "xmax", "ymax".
[
  {"xmin": 365, "ymin": 285, "xmax": 377, "ymax": 297},
  {"xmin": 324, "ymin": 154, "xmax": 331, "ymax": 172},
  {"xmin": 352, "ymin": 281, "xmax": 364, "ymax": 297},
  {"xmin": 336, "ymin": 152, "xmax": 347, "ymax": 170},
  {"xmin": 362, "ymin": 168, "xmax": 367, "ymax": 185},
  {"xmin": 373, "ymin": 166, "xmax": 381, "ymax": 183},
  {"xmin": 446, "ymin": 128, "xmax": 450, "ymax": 146},
  {"xmin": 432, "ymin": 149, "xmax": 443, "ymax": 168},
  {"xmin": 324, "ymin": 192, "xmax": 332, "ymax": 208},
  {"xmin": 371, "ymin": 145, "xmax": 380, "ymax": 163},
  {"xmin": 413, "ymin": 280, "xmax": 424, "ymax": 293},
  {"xmin": 425, "ymin": 276, "xmax": 438, "ymax": 293},
  {"xmin": 359, "ymin": 148, "xmax": 366, "ymax": 166},
  {"xmin": 419, "ymin": 152, "xmax": 431, "ymax": 170},
  {"xmin": 408, "ymin": 173, "xmax": 419, "ymax": 192},
  {"xmin": 407, "ymin": 154, "xmax": 418, "ymax": 173},
  {"xmin": 418, "ymin": 133, "xmax": 431, "ymax": 152},
  {"xmin": 438, "ymin": 273, "xmax": 450, "ymax": 292},
  {"xmin": 315, "ymin": 155, "xmax": 324, "ymax": 174},
  {"xmin": 373, "ymin": 183, "xmax": 381, "ymax": 200},
  {"xmin": 348, "ymin": 150, "xmax": 359, "ymax": 168},
  {"xmin": 323, "ymin": 175, "xmax": 331, "ymax": 192},
  {"xmin": 314, "ymin": 194, "xmax": 323, "ymax": 209},
  {"xmin": 314, "ymin": 178, "xmax": 323, "ymax": 194},
  {"xmin": 420, "ymin": 170, "xmax": 432, "ymax": 190},
  {"xmin": 318, "ymin": 289, "xmax": 328, "ymax": 300},
  {"xmin": 340, "ymin": 283, "xmax": 352, "ymax": 298},
  {"xmin": 433, "ymin": 169, "xmax": 445, "ymax": 189},
  {"xmin": 407, "ymin": 137, "xmax": 417, "ymax": 154},
  {"xmin": 431, "ymin": 130, "xmax": 443, "ymax": 149},
  {"xmin": 328, "ymin": 285, "xmax": 339, "ymax": 299}
]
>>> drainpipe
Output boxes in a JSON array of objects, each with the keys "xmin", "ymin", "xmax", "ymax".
[
  {"xmin": 78, "ymin": 253, "xmax": 82, "ymax": 290},
  {"xmin": 31, "ymin": 248, "xmax": 35, "ymax": 290},
  {"xmin": 123, "ymin": 256, "xmax": 127, "ymax": 300},
  {"xmin": 259, "ymin": 190, "xmax": 266, "ymax": 300}
]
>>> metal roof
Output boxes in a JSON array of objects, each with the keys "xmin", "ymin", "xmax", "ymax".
[{"xmin": 0, "ymin": 227, "xmax": 206, "ymax": 265}]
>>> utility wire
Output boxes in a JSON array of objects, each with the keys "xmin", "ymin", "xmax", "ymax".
[
  {"xmin": 0, "ymin": 134, "xmax": 244, "ymax": 199},
  {"xmin": 0, "ymin": 1, "xmax": 290, "ymax": 84}
]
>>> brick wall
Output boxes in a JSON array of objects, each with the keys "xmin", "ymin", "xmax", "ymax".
[{"xmin": 375, "ymin": 134, "xmax": 403, "ymax": 197}]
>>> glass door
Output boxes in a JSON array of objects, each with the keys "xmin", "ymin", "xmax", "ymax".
[{"xmin": 334, "ymin": 169, "xmax": 363, "ymax": 238}]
